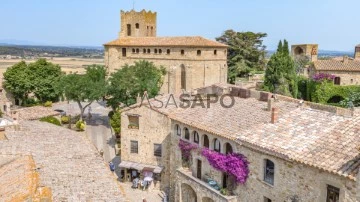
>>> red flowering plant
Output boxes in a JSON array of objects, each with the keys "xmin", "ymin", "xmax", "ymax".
[
  {"xmin": 201, "ymin": 148, "xmax": 249, "ymax": 184},
  {"xmin": 178, "ymin": 139, "xmax": 199, "ymax": 167},
  {"xmin": 312, "ymin": 73, "xmax": 336, "ymax": 82}
]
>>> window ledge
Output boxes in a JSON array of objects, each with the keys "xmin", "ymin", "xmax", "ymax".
[{"xmin": 259, "ymin": 179, "xmax": 274, "ymax": 188}]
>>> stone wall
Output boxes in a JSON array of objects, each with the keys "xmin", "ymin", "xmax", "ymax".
[
  {"xmin": 121, "ymin": 105, "xmax": 171, "ymax": 190},
  {"xmin": 310, "ymin": 69, "xmax": 360, "ymax": 86},
  {"xmin": 119, "ymin": 10, "xmax": 157, "ymax": 38},
  {"xmin": 170, "ymin": 120, "xmax": 358, "ymax": 202},
  {"xmin": 105, "ymin": 46, "xmax": 227, "ymax": 94},
  {"xmin": 291, "ymin": 44, "xmax": 318, "ymax": 62}
]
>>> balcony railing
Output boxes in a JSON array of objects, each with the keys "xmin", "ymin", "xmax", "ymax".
[{"xmin": 177, "ymin": 168, "xmax": 238, "ymax": 202}]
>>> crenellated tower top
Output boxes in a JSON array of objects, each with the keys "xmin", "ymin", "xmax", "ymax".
[{"xmin": 119, "ymin": 9, "xmax": 157, "ymax": 38}]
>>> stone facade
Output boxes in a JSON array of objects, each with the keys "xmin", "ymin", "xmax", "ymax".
[
  {"xmin": 105, "ymin": 46, "xmax": 227, "ymax": 94},
  {"xmin": 291, "ymin": 44, "xmax": 318, "ymax": 62},
  {"xmin": 310, "ymin": 69, "xmax": 360, "ymax": 85},
  {"xmin": 120, "ymin": 105, "xmax": 172, "ymax": 190},
  {"xmin": 119, "ymin": 10, "xmax": 157, "ymax": 38},
  {"xmin": 170, "ymin": 121, "xmax": 359, "ymax": 202},
  {"xmin": 104, "ymin": 10, "xmax": 228, "ymax": 95},
  {"xmin": 355, "ymin": 45, "xmax": 360, "ymax": 60}
]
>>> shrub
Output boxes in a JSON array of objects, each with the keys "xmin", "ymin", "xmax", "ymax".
[
  {"xmin": 110, "ymin": 110, "xmax": 121, "ymax": 135},
  {"xmin": 76, "ymin": 120, "xmax": 86, "ymax": 131},
  {"xmin": 0, "ymin": 109, "xmax": 3, "ymax": 118},
  {"xmin": 61, "ymin": 116, "xmax": 70, "ymax": 124},
  {"xmin": 44, "ymin": 101, "xmax": 52, "ymax": 107},
  {"xmin": 220, "ymin": 188, "xmax": 228, "ymax": 196},
  {"xmin": 40, "ymin": 116, "xmax": 61, "ymax": 126}
]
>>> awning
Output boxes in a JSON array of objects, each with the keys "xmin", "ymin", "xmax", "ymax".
[{"xmin": 119, "ymin": 161, "xmax": 164, "ymax": 174}]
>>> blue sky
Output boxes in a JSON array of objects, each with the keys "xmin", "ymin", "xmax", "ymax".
[{"xmin": 1, "ymin": 0, "xmax": 359, "ymax": 51}]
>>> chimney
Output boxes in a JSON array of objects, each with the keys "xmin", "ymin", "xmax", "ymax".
[
  {"xmin": 343, "ymin": 56, "xmax": 349, "ymax": 64},
  {"xmin": 136, "ymin": 93, "xmax": 141, "ymax": 103},
  {"xmin": 271, "ymin": 107, "xmax": 279, "ymax": 124}
]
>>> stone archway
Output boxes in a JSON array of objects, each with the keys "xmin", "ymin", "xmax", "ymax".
[
  {"xmin": 181, "ymin": 183, "xmax": 197, "ymax": 202},
  {"xmin": 202, "ymin": 197, "xmax": 214, "ymax": 202},
  {"xmin": 294, "ymin": 46, "xmax": 304, "ymax": 55}
]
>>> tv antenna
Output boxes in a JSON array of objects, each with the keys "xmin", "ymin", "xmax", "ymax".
[{"xmin": 133, "ymin": 0, "xmax": 135, "ymax": 10}]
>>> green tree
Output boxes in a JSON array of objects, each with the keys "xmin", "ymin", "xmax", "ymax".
[
  {"xmin": 60, "ymin": 65, "xmax": 107, "ymax": 121},
  {"xmin": 216, "ymin": 30, "xmax": 267, "ymax": 83},
  {"xmin": 3, "ymin": 61, "xmax": 32, "ymax": 104},
  {"xmin": 107, "ymin": 60, "xmax": 166, "ymax": 109},
  {"xmin": 264, "ymin": 40, "xmax": 298, "ymax": 98},
  {"xmin": 28, "ymin": 59, "xmax": 63, "ymax": 102}
]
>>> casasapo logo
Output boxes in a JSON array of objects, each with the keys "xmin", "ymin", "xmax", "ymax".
[{"xmin": 139, "ymin": 92, "xmax": 235, "ymax": 109}]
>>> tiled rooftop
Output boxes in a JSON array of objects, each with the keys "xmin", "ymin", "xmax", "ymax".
[
  {"xmin": 15, "ymin": 106, "xmax": 60, "ymax": 120},
  {"xmin": 0, "ymin": 154, "xmax": 52, "ymax": 201},
  {"xmin": 104, "ymin": 36, "xmax": 228, "ymax": 48},
  {"xmin": 125, "ymin": 84, "xmax": 360, "ymax": 180},
  {"xmin": 313, "ymin": 59, "xmax": 360, "ymax": 71}
]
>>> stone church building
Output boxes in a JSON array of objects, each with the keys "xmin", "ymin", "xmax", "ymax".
[{"xmin": 104, "ymin": 10, "xmax": 228, "ymax": 95}]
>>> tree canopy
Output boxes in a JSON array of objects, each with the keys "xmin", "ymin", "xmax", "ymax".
[
  {"xmin": 263, "ymin": 40, "xmax": 298, "ymax": 98},
  {"xmin": 216, "ymin": 30, "xmax": 267, "ymax": 83},
  {"xmin": 107, "ymin": 60, "xmax": 166, "ymax": 109},
  {"xmin": 60, "ymin": 65, "xmax": 107, "ymax": 120},
  {"xmin": 3, "ymin": 59, "xmax": 63, "ymax": 104}
]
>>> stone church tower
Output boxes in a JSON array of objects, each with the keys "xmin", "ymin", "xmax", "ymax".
[
  {"xmin": 119, "ymin": 10, "xmax": 157, "ymax": 38},
  {"xmin": 291, "ymin": 44, "xmax": 318, "ymax": 62},
  {"xmin": 355, "ymin": 44, "xmax": 360, "ymax": 60},
  {"xmin": 104, "ymin": 10, "xmax": 228, "ymax": 95}
]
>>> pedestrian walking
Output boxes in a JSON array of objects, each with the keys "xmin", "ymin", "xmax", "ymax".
[{"xmin": 109, "ymin": 161, "xmax": 115, "ymax": 173}]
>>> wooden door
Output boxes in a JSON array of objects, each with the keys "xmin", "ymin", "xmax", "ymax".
[{"xmin": 196, "ymin": 160, "xmax": 202, "ymax": 179}]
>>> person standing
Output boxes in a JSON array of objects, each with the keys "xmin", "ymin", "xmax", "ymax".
[{"xmin": 109, "ymin": 161, "xmax": 115, "ymax": 173}]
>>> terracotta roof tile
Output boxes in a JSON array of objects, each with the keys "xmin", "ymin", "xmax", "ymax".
[
  {"xmin": 104, "ymin": 36, "xmax": 228, "ymax": 48},
  {"xmin": 127, "ymin": 84, "xmax": 360, "ymax": 180},
  {"xmin": 313, "ymin": 59, "xmax": 360, "ymax": 71}
]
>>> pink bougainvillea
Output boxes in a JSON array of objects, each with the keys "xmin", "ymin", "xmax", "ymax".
[
  {"xmin": 312, "ymin": 73, "xmax": 336, "ymax": 82},
  {"xmin": 178, "ymin": 139, "xmax": 198, "ymax": 161},
  {"xmin": 201, "ymin": 148, "xmax": 249, "ymax": 184}
]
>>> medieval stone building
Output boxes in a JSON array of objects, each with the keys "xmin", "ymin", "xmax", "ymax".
[
  {"xmin": 292, "ymin": 44, "xmax": 360, "ymax": 86},
  {"xmin": 104, "ymin": 10, "xmax": 228, "ymax": 95},
  {"xmin": 355, "ymin": 44, "xmax": 360, "ymax": 60},
  {"xmin": 119, "ymin": 84, "xmax": 360, "ymax": 202}
]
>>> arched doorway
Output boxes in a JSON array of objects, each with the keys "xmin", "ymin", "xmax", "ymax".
[
  {"xmin": 181, "ymin": 64, "xmax": 186, "ymax": 90},
  {"xmin": 181, "ymin": 183, "xmax": 197, "ymax": 202}
]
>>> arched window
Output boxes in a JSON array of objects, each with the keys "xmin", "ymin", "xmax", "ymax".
[
  {"xmin": 214, "ymin": 50, "xmax": 217, "ymax": 55},
  {"xmin": 135, "ymin": 23, "xmax": 139, "ymax": 29},
  {"xmin": 181, "ymin": 65, "xmax": 186, "ymax": 90},
  {"xmin": 132, "ymin": 48, "xmax": 136, "ymax": 53},
  {"xmin": 136, "ymin": 48, "xmax": 139, "ymax": 54},
  {"xmin": 181, "ymin": 50, "xmax": 185, "ymax": 55},
  {"xmin": 147, "ymin": 49, "xmax": 151, "ymax": 54},
  {"xmin": 159, "ymin": 49, "xmax": 162, "ymax": 54},
  {"xmin": 264, "ymin": 159, "xmax": 275, "ymax": 185},
  {"xmin": 184, "ymin": 128, "xmax": 190, "ymax": 140},
  {"xmin": 154, "ymin": 49, "xmax": 158, "ymax": 54},
  {"xmin": 167, "ymin": 49, "xmax": 171, "ymax": 55},
  {"xmin": 203, "ymin": 135, "xmax": 209, "ymax": 148},
  {"xmin": 143, "ymin": 49, "xmax": 146, "ymax": 54},
  {"xmin": 175, "ymin": 124, "xmax": 181, "ymax": 136},
  {"xmin": 213, "ymin": 138, "xmax": 221, "ymax": 152},
  {"xmin": 225, "ymin": 143, "xmax": 233, "ymax": 154},
  {"xmin": 197, "ymin": 50, "xmax": 201, "ymax": 56},
  {"xmin": 193, "ymin": 131, "xmax": 199, "ymax": 144},
  {"xmin": 151, "ymin": 26, "xmax": 154, "ymax": 36}
]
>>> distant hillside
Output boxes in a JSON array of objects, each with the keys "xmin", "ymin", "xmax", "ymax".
[
  {"xmin": 0, "ymin": 44, "xmax": 104, "ymax": 58},
  {"xmin": 266, "ymin": 50, "xmax": 354, "ymax": 58}
]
